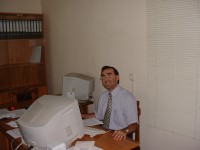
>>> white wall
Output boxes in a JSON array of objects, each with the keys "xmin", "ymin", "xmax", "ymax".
[
  {"xmin": 141, "ymin": 125, "xmax": 200, "ymax": 150},
  {"xmin": 1, "ymin": 0, "xmax": 200, "ymax": 150},
  {"xmin": 41, "ymin": 0, "xmax": 147, "ymax": 111},
  {"xmin": 0, "ymin": 0, "xmax": 41, "ymax": 13}
]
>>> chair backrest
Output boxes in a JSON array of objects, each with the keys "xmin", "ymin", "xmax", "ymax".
[
  {"xmin": 127, "ymin": 100, "xmax": 141, "ymax": 141},
  {"xmin": 135, "ymin": 100, "xmax": 141, "ymax": 141}
]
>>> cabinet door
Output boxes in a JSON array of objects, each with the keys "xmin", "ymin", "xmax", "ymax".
[
  {"xmin": 7, "ymin": 40, "xmax": 23, "ymax": 64},
  {"xmin": 0, "ymin": 92, "xmax": 10, "ymax": 106},
  {"xmin": 0, "ymin": 40, "xmax": 9, "ymax": 65},
  {"xmin": 0, "ymin": 13, "xmax": 47, "ymax": 108},
  {"xmin": 0, "ymin": 67, "xmax": 11, "ymax": 90},
  {"xmin": 23, "ymin": 64, "xmax": 46, "ymax": 87},
  {"xmin": 0, "ymin": 131, "xmax": 8, "ymax": 150}
]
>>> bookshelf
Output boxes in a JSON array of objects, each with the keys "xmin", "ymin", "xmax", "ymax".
[{"xmin": 0, "ymin": 12, "xmax": 47, "ymax": 108}]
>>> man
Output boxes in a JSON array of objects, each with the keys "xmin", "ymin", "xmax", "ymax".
[{"xmin": 82, "ymin": 66, "xmax": 138, "ymax": 141}]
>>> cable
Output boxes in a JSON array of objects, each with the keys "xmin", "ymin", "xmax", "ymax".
[
  {"xmin": 89, "ymin": 96, "xmax": 95, "ymax": 103},
  {"xmin": 131, "ymin": 78, "xmax": 134, "ymax": 95},
  {"xmin": 78, "ymin": 103, "xmax": 84, "ymax": 113},
  {"xmin": 10, "ymin": 138, "xmax": 23, "ymax": 150},
  {"xmin": 129, "ymin": 73, "xmax": 135, "ymax": 95},
  {"xmin": 11, "ymin": 138, "xmax": 15, "ymax": 150},
  {"xmin": 14, "ymin": 141, "xmax": 23, "ymax": 150},
  {"xmin": 28, "ymin": 145, "xmax": 34, "ymax": 150},
  {"xmin": 89, "ymin": 95, "xmax": 97, "ymax": 110}
]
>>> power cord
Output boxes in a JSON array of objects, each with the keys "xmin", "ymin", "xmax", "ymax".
[
  {"xmin": 11, "ymin": 135, "xmax": 28, "ymax": 150},
  {"xmin": 89, "ymin": 96, "xmax": 95, "ymax": 103},
  {"xmin": 14, "ymin": 141, "xmax": 23, "ymax": 150},
  {"xmin": 10, "ymin": 138, "xmax": 23, "ymax": 150},
  {"xmin": 28, "ymin": 145, "xmax": 34, "ymax": 150},
  {"xmin": 11, "ymin": 138, "xmax": 15, "ymax": 150}
]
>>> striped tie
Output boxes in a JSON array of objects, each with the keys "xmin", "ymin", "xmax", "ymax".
[{"xmin": 103, "ymin": 93, "xmax": 112, "ymax": 129}]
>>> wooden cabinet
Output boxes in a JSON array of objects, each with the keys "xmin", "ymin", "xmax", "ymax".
[
  {"xmin": 0, "ymin": 118, "xmax": 28, "ymax": 150},
  {"xmin": 0, "ymin": 13, "xmax": 47, "ymax": 108},
  {"xmin": 0, "ymin": 130, "xmax": 8, "ymax": 150}
]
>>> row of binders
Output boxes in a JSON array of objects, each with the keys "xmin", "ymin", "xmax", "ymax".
[{"xmin": 0, "ymin": 19, "xmax": 43, "ymax": 39}]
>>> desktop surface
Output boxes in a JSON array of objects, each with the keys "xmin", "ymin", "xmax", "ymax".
[
  {"xmin": 73, "ymin": 126, "xmax": 139, "ymax": 150},
  {"xmin": 0, "ymin": 118, "xmax": 139, "ymax": 150}
]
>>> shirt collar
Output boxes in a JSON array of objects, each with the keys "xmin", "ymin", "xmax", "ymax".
[{"xmin": 107, "ymin": 85, "xmax": 120, "ymax": 97}]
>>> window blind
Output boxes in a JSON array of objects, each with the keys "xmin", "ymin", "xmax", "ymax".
[{"xmin": 146, "ymin": 0, "xmax": 200, "ymax": 139}]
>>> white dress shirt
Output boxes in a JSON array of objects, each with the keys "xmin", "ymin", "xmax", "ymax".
[{"xmin": 95, "ymin": 86, "xmax": 138, "ymax": 130}]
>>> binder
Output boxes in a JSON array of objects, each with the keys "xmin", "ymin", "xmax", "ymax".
[
  {"xmin": 0, "ymin": 20, "xmax": 3, "ymax": 39},
  {"xmin": 0, "ymin": 15, "xmax": 43, "ymax": 40},
  {"xmin": 2, "ymin": 19, "xmax": 7, "ymax": 39}
]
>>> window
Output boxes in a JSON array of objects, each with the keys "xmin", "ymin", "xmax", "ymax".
[{"xmin": 146, "ymin": 0, "xmax": 200, "ymax": 139}]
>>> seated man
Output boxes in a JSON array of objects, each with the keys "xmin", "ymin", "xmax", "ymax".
[{"xmin": 82, "ymin": 66, "xmax": 138, "ymax": 141}]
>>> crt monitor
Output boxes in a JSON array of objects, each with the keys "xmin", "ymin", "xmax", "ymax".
[
  {"xmin": 17, "ymin": 95, "xmax": 84, "ymax": 149},
  {"xmin": 62, "ymin": 72, "xmax": 95, "ymax": 100}
]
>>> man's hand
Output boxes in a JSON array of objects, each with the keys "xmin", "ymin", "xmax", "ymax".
[
  {"xmin": 81, "ymin": 113, "xmax": 95, "ymax": 119},
  {"xmin": 112, "ymin": 130, "xmax": 126, "ymax": 141}
]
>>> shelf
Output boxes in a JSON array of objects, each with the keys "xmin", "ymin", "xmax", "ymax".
[
  {"xmin": 0, "ymin": 39, "xmax": 44, "ymax": 65},
  {"xmin": 0, "ymin": 63, "xmax": 45, "ymax": 68},
  {"xmin": 0, "ymin": 13, "xmax": 43, "ymax": 40},
  {"xmin": 0, "ymin": 64, "xmax": 46, "ymax": 91},
  {"xmin": 0, "ymin": 12, "xmax": 47, "ymax": 108}
]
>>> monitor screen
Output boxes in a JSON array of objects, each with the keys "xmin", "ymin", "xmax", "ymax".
[
  {"xmin": 17, "ymin": 95, "xmax": 84, "ymax": 149},
  {"xmin": 62, "ymin": 73, "xmax": 95, "ymax": 100}
]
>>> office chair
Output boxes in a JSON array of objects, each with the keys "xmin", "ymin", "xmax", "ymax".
[{"xmin": 127, "ymin": 100, "xmax": 141, "ymax": 141}]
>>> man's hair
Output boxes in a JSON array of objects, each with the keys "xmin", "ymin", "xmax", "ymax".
[
  {"xmin": 101, "ymin": 66, "xmax": 119, "ymax": 83},
  {"xmin": 101, "ymin": 66, "xmax": 119, "ymax": 75}
]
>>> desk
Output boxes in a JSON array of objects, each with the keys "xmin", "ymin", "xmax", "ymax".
[
  {"xmin": 73, "ymin": 128, "xmax": 139, "ymax": 150},
  {"xmin": 78, "ymin": 100, "xmax": 94, "ymax": 114},
  {"xmin": 1, "ymin": 99, "xmax": 93, "ymax": 114},
  {"xmin": 54, "ymin": 94, "xmax": 94, "ymax": 114},
  {"xmin": 0, "ymin": 118, "xmax": 28, "ymax": 150},
  {"xmin": 0, "ymin": 99, "xmax": 35, "ymax": 110},
  {"xmin": 0, "ymin": 118, "xmax": 139, "ymax": 150}
]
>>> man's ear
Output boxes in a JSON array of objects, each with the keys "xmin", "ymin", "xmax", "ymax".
[{"xmin": 117, "ymin": 75, "xmax": 120, "ymax": 83}]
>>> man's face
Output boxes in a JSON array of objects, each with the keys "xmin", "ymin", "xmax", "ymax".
[{"xmin": 101, "ymin": 68, "xmax": 119, "ymax": 91}]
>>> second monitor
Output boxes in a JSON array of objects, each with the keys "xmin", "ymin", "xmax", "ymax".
[{"xmin": 62, "ymin": 73, "xmax": 95, "ymax": 101}]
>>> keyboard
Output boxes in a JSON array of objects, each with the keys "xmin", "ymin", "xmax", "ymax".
[
  {"xmin": 7, "ymin": 128, "xmax": 21, "ymax": 138},
  {"xmin": 84, "ymin": 126, "xmax": 106, "ymax": 137}
]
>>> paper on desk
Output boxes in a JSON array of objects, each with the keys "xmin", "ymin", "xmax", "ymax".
[
  {"xmin": 0, "ymin": 108, "xmax": 26, "ymax": 119},
  {"xmin": 7, "ymin": 128, "xmax": 21, "ymax": 139},
  {"xmin": 74, "ymin": 141, "xmax": 95, "ymax": 150},
  {"xmin": 68, "ymin": 145, "xmax": 103, "ymax": 150},
  {"xmin": 0, "ymin": 109, "xmax": 11, "ymax": 119},
  {"xmin": 82, "ymin": 118, "xmax": 103, "ymax": 127},
  {"xmin": 6, "ymin": 121, "xmax": 18, "ymax": 128},
  {"xmin": 11, "ymin": 109, "xmax": 26, "ymax": 118}
]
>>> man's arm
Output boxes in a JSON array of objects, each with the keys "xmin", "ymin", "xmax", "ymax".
[
  {"xmin": 81, "ymin": 113, "xmax": 96, "ymax": 119},
  {"xmin": 112, "ymin": 122, "xmax": 139, "ymax": 141},
  {"xmin": 124, "ymin": 122, "xmax": 139, "ymax": 134}
]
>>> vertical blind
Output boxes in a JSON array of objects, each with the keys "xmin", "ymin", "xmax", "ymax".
[{"xmin": 146, "ymin": 0, "xmax": 200, "ymax": 139}]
